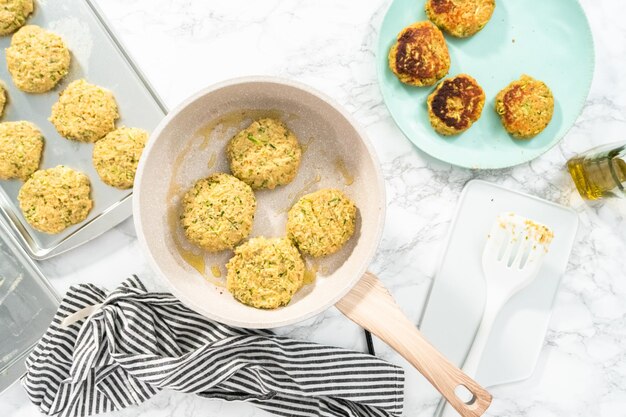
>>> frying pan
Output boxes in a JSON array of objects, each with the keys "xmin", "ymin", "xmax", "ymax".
[{"xmin": 133, "ymin": 77, "xmax": 492, "ymax": 417}]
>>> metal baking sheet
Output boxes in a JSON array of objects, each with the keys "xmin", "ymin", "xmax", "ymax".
[
  {"xmin": 0, "ymin": 0, "xmax": 166, "ymax": 259},
  {"xmin": 0, "ymin": 218, "xmax": 59, "ymax": 394}
]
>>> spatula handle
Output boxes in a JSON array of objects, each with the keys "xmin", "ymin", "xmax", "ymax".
[
  {"xmin": 439, "ymin": 295, "xmax": 506, "ymax": 417},
  {"xmin": 336, "ymin": 272, "xmax": 492, "ymax": 417}
]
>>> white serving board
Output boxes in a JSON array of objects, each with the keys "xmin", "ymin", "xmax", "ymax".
[{"xmin": 420, "ymin": 180, "xmax": 578, "ymax": 389}]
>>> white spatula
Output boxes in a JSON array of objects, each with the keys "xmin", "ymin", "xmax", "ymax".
[{"xmin": 440, "ymin": 212, "xmax": 554, "ymax": 417}]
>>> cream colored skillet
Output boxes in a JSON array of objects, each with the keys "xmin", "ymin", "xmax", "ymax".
[{"xmin": 133, "ymin": 77, "xmax": 491, "ymax": 417}]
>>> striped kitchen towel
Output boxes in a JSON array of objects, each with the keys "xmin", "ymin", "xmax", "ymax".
[{"xmin": 22, "ymin": 276, "xmax": 404, "ymax": 417}]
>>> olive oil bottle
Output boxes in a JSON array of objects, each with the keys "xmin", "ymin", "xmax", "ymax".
[{"xmin": 567, "ymin": 142, "xmax": 626, "ymax": 200}]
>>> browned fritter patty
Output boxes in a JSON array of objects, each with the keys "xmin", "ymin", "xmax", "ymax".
[
  {"xmin": 495, "ymin": 75, "xmax": 554, "ymax": 139},
  {"xmin": 427, "ymin": 74, "xmax": 485, "ymax": 135},
  {"xmin": 388, "ymin": 21, "xmax": 450, "ymax": 87},
  {"xmin": 425, "ymin": 0, "xmax": 495, "ymax": 38}
]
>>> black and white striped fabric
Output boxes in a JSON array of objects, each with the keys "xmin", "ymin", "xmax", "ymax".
[{"xmin": 22, "ymin": 276, "xmax": 404, "ymax": 417}]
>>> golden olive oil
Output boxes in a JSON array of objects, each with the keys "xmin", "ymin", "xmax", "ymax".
[
  {"xmin": 567, "ymin": 143, "xmax": 626, "ymax": 200},
  {"xmin": 335, "ymin": 158, "xmax": 354, "ymax": 186},
  {"xmin": 303, "ymin": 264, "xmax": 318, "ymax": 285},
  {"xmin": 210, "ymin": 265, "xmax": 222, "ymax": 278}
]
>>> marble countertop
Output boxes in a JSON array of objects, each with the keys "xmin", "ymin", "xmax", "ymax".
[{"xmin": 2, "ymin": 0, "xmax": 626, "ymax": 416}]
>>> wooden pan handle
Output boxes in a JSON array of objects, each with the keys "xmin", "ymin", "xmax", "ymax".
[{"xmin": 335, "ymin": 272, "xmax": 492, "ymax": 417}]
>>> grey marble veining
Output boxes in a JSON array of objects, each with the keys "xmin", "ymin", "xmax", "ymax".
[{"xmin": 2, "ymin": 0, "xmax": 626, "ymax": 416}]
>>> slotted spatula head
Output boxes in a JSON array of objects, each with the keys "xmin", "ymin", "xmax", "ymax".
[
  {"xmin": 482, "ymin": 212, "xmax": 554, "ymax": 297},
  {"xmin": 438, "ymin": 213, "xmax": 556, "ymax": 417}
]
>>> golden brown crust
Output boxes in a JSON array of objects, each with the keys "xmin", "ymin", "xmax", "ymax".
[
  {"xmin": 425, "ymin": 0, "xmax": 495, "ymax": 38},
  {"xmin": 495, "ymin": 75, "xmax": 554, "ymax": 139},
  {"xmin": 427, "ymin": 74, "xmax": 485, "ymax": 135},
  {"xmin": 388, "ymin": 21, "xmax": 450, "ymax": 86}
]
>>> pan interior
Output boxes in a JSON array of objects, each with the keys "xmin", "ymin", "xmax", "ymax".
[{"xmin": 135, "ymin": 79, "xmax": 384, "ymax": 328}]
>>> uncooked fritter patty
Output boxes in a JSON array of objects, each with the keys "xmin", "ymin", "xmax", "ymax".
[
  {"xmin": 388, "ymin": 21, "xmax": 450, "ymax": 87},
  {"xmin": 93, "ymin": 127, "xmax": 148, "ymax": 189},
  {"xmin": 0, "ymin": 0, "xmax": 33, "ymax": 36},
  {"xmin": 287, "ymin": 188, "xmax": 357, "ymax": 258},
  {"xmin": 180, "ymin": 173, "xmax": 256, "ymax": 252},
  {"xmin": 495, "ymin": 75, "xmax": 554, "ymax": 139},
  {"xmin": 226, "ymin": 237, "xmax": 305, "ymax": 309},
  {"xmin": 49, "ymin": 79, "xmax": 119, "ymax": 143},
  {"xmin": 425, "ymin": 0, "xmax": 495, "ymax": 38},
  {"xmin": 227, "ymin": 118, "xmax": 302, "ymax": 189},
  {"xmin": 6, "ymin": 25, "xmax": 70, "ymax": 93},
  {"xmin": 427, "ymin": 74, "xmax": 485, "ymax": 136},
  {"xmin": 0, "ymin": 121, "xmax": 43, "ymax": 180},
  {"xmin": 18, "ymin": 166, "xmax": 92, "ymax": 234}
]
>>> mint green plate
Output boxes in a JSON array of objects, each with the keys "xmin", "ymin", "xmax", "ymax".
[{"xmin": 378, "ymin": 0, "xmax": 594, "ymax": 169}]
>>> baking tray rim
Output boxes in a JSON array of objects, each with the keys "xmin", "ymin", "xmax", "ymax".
[
  {"xmin": 0, "ymin": 0, "xmax": 168, "ymax": 260},
  {"xmin": 0, "ymin": 216, "xmax": 60, "ymax": 396}
]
